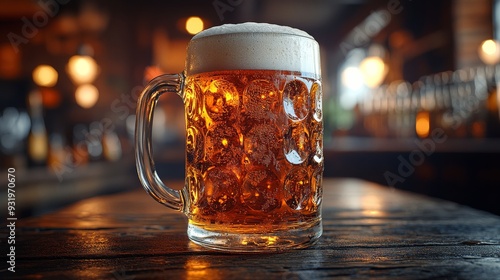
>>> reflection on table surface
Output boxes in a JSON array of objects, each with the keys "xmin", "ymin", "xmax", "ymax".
[{"xmin": 10, "ymin": 178, "xmax": 500, "ymax": 279}]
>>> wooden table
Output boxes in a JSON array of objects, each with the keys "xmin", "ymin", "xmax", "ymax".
[{"xmin": 5, "ymin": 178, "xmax": 500, "ymax": 279}]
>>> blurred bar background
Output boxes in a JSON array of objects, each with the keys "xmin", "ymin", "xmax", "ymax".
[{"xmin": 1, "ymin": 0, "xmax": 499, "ymax": 217}]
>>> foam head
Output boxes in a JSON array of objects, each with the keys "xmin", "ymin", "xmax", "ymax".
[{"xmin": 185, "ymin": 22, "xmax": 321, "ymax": 76}]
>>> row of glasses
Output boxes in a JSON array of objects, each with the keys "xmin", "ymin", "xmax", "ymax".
[{"xmin": 359, "ymin": 64, "xmax": 500, "ymax": 138}]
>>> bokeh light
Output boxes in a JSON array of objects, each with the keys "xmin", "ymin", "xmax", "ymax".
[
  {"xmin": 67, "ymin": 55, "xmax": 99, "ymax": 85},
  {"xmin": 478, "ymin": 39, "xmax": 500, "ymax": 65},
  {"xmin": 186, "ymin": 16, "xmax": 204, "ymax": 35},
  {"xmin": 32, "ymin": 65, "xmax": 58, "ymax": 87},
  {"xmin": 416, "ymin": 111, "xmax": 430, "ymax": 138},
  {"xmin": 360, "ymin": 56, "xmax": 387, "ymax": 88},
  {"xmin": 341, "ymin": 66, "xmax": 364, "ymax": 90},
  {"xmin": 75, "ymin": 84, "xmax": 99, "ymax": 109}
]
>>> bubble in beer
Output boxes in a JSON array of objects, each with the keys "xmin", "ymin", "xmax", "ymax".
[
  {"xmin": 242, "ymin": 168, "xmax": 281, "ymax": 212},
  {"xmin": 283, "ymin": 79, "xmax": 310, "ymax": 121},
  {"xmin": 204, "ymin": 79, "xmax": 239, "ymax": 122},
  {"xmin": 284, "ymin": 122, "xmax": 310, "ymax": 164},
  {"xmin": 311, "ymin": 81, "xmax": 323, "ymax": 122},
  {"xmin": 284, "ymin": 167, "xmax": 311, "ymax": 210},
  {"xmin": 204, "ymin": 167, "xmax": 239, "ymax": 212},
  {"xmin": 243, "ymin": 79, "xmax": 279, "ymax": 120},
  {"xmin": 206, "ymin": 124, "xmax": 241, "ymax": 165},
  {"xmin": 243, "ymin": 123, "xmax": 281, "ymax": 167}
]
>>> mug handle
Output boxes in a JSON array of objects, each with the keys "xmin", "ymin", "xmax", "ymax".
[{"xmin": 135, "ymin": 73, "xmax": 186, "ymax": 212}]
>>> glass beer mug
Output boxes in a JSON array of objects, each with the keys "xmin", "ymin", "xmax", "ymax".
[{"xmin": 135, "ymin": 22, "xmax": 323, "ymax": 252}]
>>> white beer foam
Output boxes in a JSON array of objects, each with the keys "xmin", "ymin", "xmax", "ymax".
[{"xmin": 186, "ymin": 22, "xmax": 321, "ymax": 76}]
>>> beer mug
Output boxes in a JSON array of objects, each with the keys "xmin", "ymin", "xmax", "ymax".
[{"xmin": 135, "ymin": 22, "xmax": 323, "ymax": 252}]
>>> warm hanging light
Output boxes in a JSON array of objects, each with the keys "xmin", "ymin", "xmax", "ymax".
[
  {"xmin": 75, "ymin": 84, "xmax": 99, "ymax": 108},
  {"xmin": 32, "ymin": 65, "xmax": 58, "ymax": 87},
  {"xmin": 478, "ymin": 39, "xmax": 500, "ymax": 65},
  {"xmin": 67, "ymin": 55, "xmax": 99, "ymax": 85},
  {"xmin": 185, "ymin": 16, "xmax": 204, "ymax": 35}
]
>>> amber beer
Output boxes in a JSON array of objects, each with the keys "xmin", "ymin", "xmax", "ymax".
[
  {"xmin": 136, "ymin": 22, "xmax": 323, "ymax": 251},
  {"xmin": 184, "ymin": 69, "xmax": 323, "ymax": 233}
]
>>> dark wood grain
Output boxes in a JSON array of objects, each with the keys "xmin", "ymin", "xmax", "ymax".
[{"xmin": 3, "ymin": 178, "xmax": 500, "ymax": 279}]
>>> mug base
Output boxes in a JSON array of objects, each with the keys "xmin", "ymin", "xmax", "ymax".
[{"xmin": 187, "ymin": 219, "xmax": 322, "ymax": 253}]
